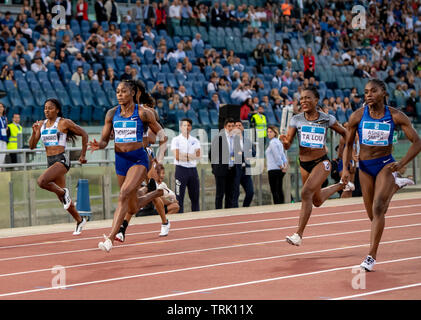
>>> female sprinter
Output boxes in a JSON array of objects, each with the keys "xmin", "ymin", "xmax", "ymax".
[
  {"xmin": 341, "ymin": 79, "xmax": 421, "ymax": 271},
  {"xmin": 114, "ymin": 80, "xmax": 170, "ymax": 242},
  {"xmin": 280, "ymin": 86, "xmax": 352, "ymax": 246},
  {"xmin": 88, "ymin": 80, "xmax": 167, "ymax": 253},
  {"xmin": 28, "ymin": 98, "xmax": 89, "ymax": 235}
]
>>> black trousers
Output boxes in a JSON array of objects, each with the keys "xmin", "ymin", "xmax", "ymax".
[
  {"xmin": 175, "ymin": 165, "xmax": 200, "ymax": 213},
  {"xmin": 214, "ymin": 165, "xmax": 241, "ymax": 209},
  {"xmin": 268, "ymin": 169, "xmax": 285, "ymax": 204}
]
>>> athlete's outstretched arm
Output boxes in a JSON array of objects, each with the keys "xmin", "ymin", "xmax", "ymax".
[
  {"xmin": 88, "ymin": 108, "xmax": 116, "ymax": 152},
  {"xmin": 341, "ymin": 111, "xmax": 361, "ymax": 184},
  {"xmin": 29, "ymin": 120, "xmax": 43, "ymax": 149},
  {"xmin": 279, "ymin": 126, "xmax": 297, "ymax": 150},
  {"xmin": 64, "ymin": 119, "xmax": 89, "ymax": 163},
  {"xmin": 389, "ymin": 110, "xmax": 421, "ymax": 172}
]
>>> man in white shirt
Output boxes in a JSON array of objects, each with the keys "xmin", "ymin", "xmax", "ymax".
[
  {"xmin": 169, "ymin": 0, "xmax": 182, "ymax": 26},
  {"xmin": 231, "ymin": 82, "xmax": 252, "ymax": 103},
  {"xmin": 30, "ymin": 57, "xmax": 47, "ymax": 73},
  {"xmin": 171, "ymin": 118, "xmax": 201, "ymax": 213}
]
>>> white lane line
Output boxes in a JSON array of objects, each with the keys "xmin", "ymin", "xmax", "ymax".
[
  {"xmin": 1, "ymin": 222, "xmax": 420, "ymax": 278},
  {"xmin": 331, "ymin": 283, "xmax": 421, "ymax": 300},
  {"xmin": 2, "ymin": 203, "xmax": 421, "ymax": 248},
  {"xmin": 140, "ymin": 255, "xmax": 421, "ymax": 300},
  {"xmin": 1, "ymin": 212, "xmax": 421, "ymax": 262},
  {"xmin": 1, "ymin": 237, "xmax": 421, "ymax": 298}
]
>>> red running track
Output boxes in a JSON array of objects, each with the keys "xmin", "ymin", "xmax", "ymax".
[{"xmin": 0, "ymin": 197, "xmax": 421, "ymax": 300}]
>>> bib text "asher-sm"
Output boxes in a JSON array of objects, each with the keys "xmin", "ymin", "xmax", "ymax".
[{"xmin": 361, "ymin": 121, "xmax": 391, "ymax": 146}]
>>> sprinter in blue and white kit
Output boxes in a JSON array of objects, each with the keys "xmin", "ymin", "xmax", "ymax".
[
  {"xmin": 280, "ymin": 86, "xmax": 350, "ymax": 247},
  {"xmin": 88, "ymin": 80, "xmax": 168, "ymax": 253},
  {"xmin": 342, "ymin": 79, "xmax": 421, "ymax": 271},
  {"xmin": 28, "ymin": 98, "xmax": 89, "ymax": 235}
]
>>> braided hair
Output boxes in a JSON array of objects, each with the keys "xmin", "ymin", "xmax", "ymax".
[{"xmin": 302, "ymin": 85, "xmax": 320, "ymax": 100}]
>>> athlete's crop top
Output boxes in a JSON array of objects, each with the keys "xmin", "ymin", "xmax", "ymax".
[
  {"xmin": 113, "ymin": 104, "xmax": 144, "ymax": 144},
  {"xmin": 289, "ymin": 111, "xmax": 336, "ymax": 149},
  {"xmin": 358, "ymin": 105, "xmax": 394, "ymax": 147},
  {"xmin": 41, "ymin": 117, "xmax": 67, "ymax": 147}
]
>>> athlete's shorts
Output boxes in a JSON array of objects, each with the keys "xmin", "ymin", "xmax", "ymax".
[
  {"xmin": 115, "ymin": 147, "xmax": 149, "ymax": 176},
  {"xmin": 300, "ymin": 154, "xmax": 330, "ymax": 174},
  {"xmin": 358, "ymin": 154, "xmax": 395, "ymax": 177},
  {"xmin": 47, "ymin": 152, "xmax": 70, "ymax": 172}
]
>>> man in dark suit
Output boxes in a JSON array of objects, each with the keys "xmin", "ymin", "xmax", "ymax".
[
  {"xmin": 95, "ymin": 0, "xmax": 108, "ymax": 24},
  {"xmin": 210, "ymin": 2, "xmax": 222, "ymax": 27},
  {"xmin": 208, "ymin": 93, "xmax": 221, "ymax": 113},
  {"xmin": 210, "ymin": 118, "xmax": 242, "ymax": 209},
  {"xmin": 234, "ymin": 120, "xmax": 255, "ymax": 207}
]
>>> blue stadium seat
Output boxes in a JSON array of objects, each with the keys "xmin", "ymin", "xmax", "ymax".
[
  {"xmin": 141, "ymin": 65, "xmax": 153, "ymax": 81},
  {"xmin": 166, "ymin": 73, "xmax": 178, "ymax": 88},
  {"xmin": 175, "ymin": 73, "xmax": 186, "ymax": 86},
  {"xmin": 336, "ymin": 108, "xmax": 347, "ymax": 124},
  {"xmin": 156, "ymin": 73, "xmax": 167, "ymax": 86},
  {"xmin": 208, "ymin": 109, "xmax": 219, "ymax": 127},
  {"xmin": 198, "ymin": 109, "xmax": 211, "ymax": 128}
]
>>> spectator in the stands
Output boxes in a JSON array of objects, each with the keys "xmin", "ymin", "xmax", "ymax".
[
  {"xmin": 140, "ymin": 40, "xmax": 155, "ymax": 55},
  {"xmin": 303, "ymin": 47, "xmax": 315, "ymax": 79},
  {"xmin": 151, "ymin": 81, "xmax": 167, "ymax": 101},
  {"xmin": 177, "ymin": 85, "xmax": 187, "ymax": 99},
  {"xmin": 120, "ymin": 65, "xmax": 133, "ymax": 81},
  {"xmin": 169, "ymin": 0, "xmax": 182, "ymax": 27},
  {"xmin": 143, "ymin": 0, "xmax": 156, "ymax": 26},
  {"xmin": 95, "ymin": 0, "xmax": 108, "ymax": 24},
  {"xmin": 192, "ymin": 33, "xmax": 204, "ymax": 48},
  {"xmin": 210, "ymin": 2, "xmax": 221, "ymax": 27},
  {"xmin": 207, "ymin": 72, "xmax": 219, "ymax": 93},
  {"xmin": 71, "ymin": 65, "xmax": 86, "ymax": 85},
  {"xmin": 106, "ymin": 66, "xmax": 116, "ymax": 85},
  {"xmin": 231, "ymin": 82, "xmax": 253, "ymax": 103},
  {"xmin": 86, "ymin": 68, "xmax": 98, "ymax": 82},
  {"xmin": 208, "ymin": 93, "xmax": 221, "ymax": 113},
  {"xmin": 174, "ymin": 42, "xmax": 186, "ymax": 61},
  {"xmin": 15, "ymin": 57, "xmax": 29, "ymax": 74},
  {"xmin": 105, "ymin": 0, "xmax": 119, "ymax": 23},
  {"xmin": 76, "ymin": 0, "xmax": 88, "ymax": 22},
  {"xmin": 156, "ymin": 1, "xmax": 167, "ymax": 30},
  {"xmin": 31, "ymin": 56, "xmax": 47, "ymax": 73}
]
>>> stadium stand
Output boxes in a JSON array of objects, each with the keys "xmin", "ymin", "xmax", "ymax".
[{"xmin": 0, "ymin": 0, "xmax": 421, "ymax": 129}]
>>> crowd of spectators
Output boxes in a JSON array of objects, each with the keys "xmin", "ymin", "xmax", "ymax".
[{"xmin": 0, "ymin": 0, "xmax": 421, "ymax": 129}]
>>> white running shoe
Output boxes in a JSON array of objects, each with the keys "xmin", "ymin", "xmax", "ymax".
[
  {"xmin": 159, "ymin": 220, "xmax": 171, "ymax": 237},
  {"xmin": 393, "ymin": 172, "xmax": 414, "ymax": 189},
  {"xmin": 98, "ymin": 235, "xmax": 113, "ymax": 252},
  {"xmin": 340, "ymin": 179, "xmax": 355, "ymax": 192},
  {"xmin": 360, "ymin": 255, "xmax": 376, "ymax": 271},
  {"xmin": 115, "ymin": 232, "xmax": 125, "ymax": 243},
  {"xmin": 286, "ymin": 233, "xmax": 302, "ymax": 246},
  {"xmin": 62, "ymin": 188, "xmax": 72, "ymax": 210},
  {"xmin": 73, "ymin": 217, "xmax": 87, "ymax": 235}
]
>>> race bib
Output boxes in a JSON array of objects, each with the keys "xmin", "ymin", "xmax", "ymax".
[
  {"xmin": 361, "ymin": 121, "xmax": 391, "ymax": 146},
  {"xmin": 114, "ymin": 121, "xmax": 137, "ymax": 143},
  {"xmin": 300, "ymin": 126, "xmax": 326, "ymax": 148},
  {"xmin": 41, "ymin": 128, "xmax": 59, "ymax": 146}
]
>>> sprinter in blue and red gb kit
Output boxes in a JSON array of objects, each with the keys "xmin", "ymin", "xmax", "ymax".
[
  {"xmin": 28, "ymin": 98, "xmax": 89, "ymax": 235},
  {"xmin": 341, "ymin": 79, "xmax": 421, "ymax": 272},
  {"xmin": 279, "ymin": 86, "xmax": 351, "ymax": 247}
]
